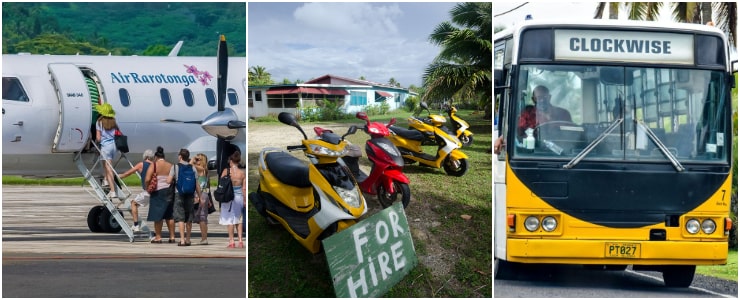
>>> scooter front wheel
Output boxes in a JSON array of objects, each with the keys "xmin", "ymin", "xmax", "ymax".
[
  {"xmin": 443, "ymin": 157, "xmax": 468, "ymax": 177},
  {"xmin": 377, "ymin": 181, "xmax": 411, "ymax": 208}
]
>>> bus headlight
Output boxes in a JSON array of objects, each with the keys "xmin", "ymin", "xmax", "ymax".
[
  {"xmin": 524, "ymin": 216, "xmax": 539, "ymax": 232},
  {"xmin": 542, "ymin": 216, "xmax": 557, "ymax": 232},
  {"xmin": 701, "ymin": 219, "xmax": 716, "ymax": 234},
  {"xmin": 686, "ymin": 219, "xmax": 700, "ymax": 234}
]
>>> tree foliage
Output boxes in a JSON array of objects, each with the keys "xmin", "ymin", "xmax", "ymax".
[
  {"xmin": 2, "ymin": 2, "xmax": 246, "ymax": 56},
  {"xmin": 248, "ymin": 65, "xmax": 274, "ymax": 86},
  {"xmin": 423, "ymin": 2, "xmax": 492, "ymax": 111}
]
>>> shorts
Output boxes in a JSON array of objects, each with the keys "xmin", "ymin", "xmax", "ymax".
[
  {"xmin": 173, "ymin": 193, "xmax": 195, "ymax": 223},
  {"xmin": 132, "ymin": 191, "xmax": 150, "ymax": 207},
  {"xmin": 99, "ymin": 142, "xmax": 117, "ymax": 160}
]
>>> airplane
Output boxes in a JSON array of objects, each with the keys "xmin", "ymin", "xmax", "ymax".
[{"xmin": 2, "ymin": 36, "xmax": 246, "ymax": 239}]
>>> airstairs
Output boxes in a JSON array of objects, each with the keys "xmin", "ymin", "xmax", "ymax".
[{"xmin": 74, "ymin": 143, "xmax": 151, "ymax": 242}]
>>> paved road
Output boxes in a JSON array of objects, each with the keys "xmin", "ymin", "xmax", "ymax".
[
  {"xmin": 494, "ymin": 263, "xmax": 737, "ymax": 298},
  {"xmin": 2, "ymin": 185, "xmax": 246, "ymax": 297}
]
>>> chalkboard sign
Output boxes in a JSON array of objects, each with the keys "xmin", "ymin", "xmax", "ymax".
[{"xmin": 323, "ymin": 202, "xmax": 417, "ymax": 297}]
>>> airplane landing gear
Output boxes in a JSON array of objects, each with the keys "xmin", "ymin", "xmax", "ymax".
[{"xmin": 86, "ymin": 205, "xmax": 123, "ymax": 233}]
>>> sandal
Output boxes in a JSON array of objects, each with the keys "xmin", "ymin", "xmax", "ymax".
[
  {"xmin": 227, "ymin": 242, "xmax": 235, "ymax": 248},
  {"xmin": 178, "ymin": 241, "xmax": 187, "ymax": 247},
  {"xmin": 238, "ymin": 242, "xmax": 244, "ymax": 248},
  {"xmin": 150, "ymin": 239, "xmax": 162, "ymax": 244},
  {"xmin": 168, "ymin": 239, "xmax": 176, "ymax": 244},
  {"xmin": 185, "ymin": 240, "xmax": 191, "ymax": 246}
]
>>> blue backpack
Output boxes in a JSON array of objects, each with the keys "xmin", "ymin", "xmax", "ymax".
[{"xmin": 176, "ymin": 163, "xmax": 197, "ymax": 195}]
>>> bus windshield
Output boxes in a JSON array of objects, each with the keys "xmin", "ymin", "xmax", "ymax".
[{"xmin": 513, "ymin": 64, "xmax": 729, "ymax": 164}]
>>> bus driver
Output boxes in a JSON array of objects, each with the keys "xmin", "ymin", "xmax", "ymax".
[{"xmin": 517, "ymin": 85, "xmax": 572, "ymax": 138}]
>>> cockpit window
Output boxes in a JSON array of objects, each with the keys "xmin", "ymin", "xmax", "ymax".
[{"xmin": 3, "ymin": 77, "xmax": 29, "ymax": 102}]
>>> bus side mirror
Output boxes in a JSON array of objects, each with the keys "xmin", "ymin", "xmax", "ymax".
[{"xmin": 494, "ymin": 69, "xmax": 503, "ymax": 87}]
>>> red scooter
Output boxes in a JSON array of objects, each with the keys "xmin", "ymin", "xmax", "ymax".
[{"xmin": 322, "ymin": 112, "xmax": 411, "ymax": 208}]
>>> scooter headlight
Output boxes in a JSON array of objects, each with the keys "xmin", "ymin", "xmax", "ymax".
[
  {"xmin": 377, "ymin": 142, "xmax": 400, "ymax": 156},
  {"xmin": 310, "ymin": 145, "xmax": 347, "ymax": 157},
  {"xmin": 334, "ymin": 185, "xmax": 362, "ymax": 208}
]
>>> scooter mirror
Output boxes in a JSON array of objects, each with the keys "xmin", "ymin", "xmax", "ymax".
[
  {"xmin": 342, "ymin": 125, "xmax": 358, "ymax": 139},
  {"xmin": 278, "ymin": 112, "xmax": 297, "ymax": 126},
  {"xmin": 388, "ymin": 118, "xmax": 396, "ymax": 126},
  {"xmin": 420, "ymin": 102, "xmax": 429, "ymax": 110},
  {"xmin": 355, "ymin": 112, "xmax": 368, "ymax": 121}
]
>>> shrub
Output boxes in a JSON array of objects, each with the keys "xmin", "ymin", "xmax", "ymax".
[
  {"xmin": 253, "ymin": 113, "xmax": 279, "ymax": 122},
  {"xmin": 404, "ymin": 96, "xmax": 419, "ymax": 112}
]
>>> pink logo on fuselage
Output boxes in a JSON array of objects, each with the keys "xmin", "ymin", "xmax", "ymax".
[{"xmin": 184, "ymin": 65, "xmax": 213, "ymax": 86}]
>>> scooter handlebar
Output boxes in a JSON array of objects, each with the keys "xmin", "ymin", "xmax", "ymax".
[{"xmin": 287, "ymin": 145, "xmax": 306, "ymax": 151}]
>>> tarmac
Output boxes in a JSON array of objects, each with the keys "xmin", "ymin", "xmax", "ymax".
[
  {"xmin": 2, "ymin": 185, "xmax": 246, "ymax": 257},
  {"xmin": 2, "ymin": 185, "xmax": 246, "ymax": 297}
]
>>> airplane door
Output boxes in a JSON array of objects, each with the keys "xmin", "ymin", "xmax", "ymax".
[{"xmin": 48, "ymin": 63, "xmax": 92, "ymax": 152}]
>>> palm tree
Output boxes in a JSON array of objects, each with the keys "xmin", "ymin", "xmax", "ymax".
[
  {"xmin": 248, "ymin": 65, "xmax": 273, "ymax": 86},
  {"xmin": 594, "ymin": 2, "xmax": 621, "ymax": 19},
  {"xmin": 423, "ymin": 2, "xmax": 492, "ymax": 113},
  {"xmin": 601, "ymin": 2, "xmax": 736, "ymax": 44}
]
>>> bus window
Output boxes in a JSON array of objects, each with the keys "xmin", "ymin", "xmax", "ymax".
[{"xmin": 512, "ymin": 64, "xmax": 727, "ymax": 163}]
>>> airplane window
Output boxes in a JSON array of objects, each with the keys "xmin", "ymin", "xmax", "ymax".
[
  {"xmin": 160, "ymin": 88, "xmax": 172, "ymax": 107},
  {"xmin": 183, "ymin": 89, "xmax": 194, "ymax": 107},
  {"xmin": 118, "ymin": 88, "xmax": 130, "ymax": 107},
  {"xmin": 205, "ymin": 88, "xmax": 216, "ymax": 107},
  {"xmin": 2, "ymin": 77, "xmax": 29, "ymax": 102},
  {"xmin": 227, "ymin": 88, "xmax": 238, "ymax": 106}
]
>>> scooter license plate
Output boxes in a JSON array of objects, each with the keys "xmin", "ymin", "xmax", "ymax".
[{"xmin": 605, "ymin": 242, "xmax": 640, "ymax": 258}]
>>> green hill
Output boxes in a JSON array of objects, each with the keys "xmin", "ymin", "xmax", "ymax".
[{"xmin": 2, "ymin": 2, "xmax": 245, "ymax": 56}]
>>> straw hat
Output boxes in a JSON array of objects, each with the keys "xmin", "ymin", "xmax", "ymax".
[{"xmin": 94, "ymin": 103, "xmax": 115, "ymax": 118}]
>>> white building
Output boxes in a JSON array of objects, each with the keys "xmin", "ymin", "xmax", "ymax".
[{"xmin": 248, "ymin": 74, "xmax": 414, "ymax": 118}]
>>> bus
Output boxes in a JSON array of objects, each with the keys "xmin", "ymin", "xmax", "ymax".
[{"xmin": 494, "ymin": 20, "xmax": 736, "ymax": 287}]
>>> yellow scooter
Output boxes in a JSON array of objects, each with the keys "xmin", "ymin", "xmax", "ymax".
[
  {"xmin": 248, "ymin": 112, "xmax": 367, "ymax": 254},
  {"xmin": 388, "ymin": 103, "xmax": 469, "ymax": 176},
  {"xmin": 446, "ymin": 105, "xmax": 473, "ymax": 147}
]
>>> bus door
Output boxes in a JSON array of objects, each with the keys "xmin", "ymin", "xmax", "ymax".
[{"xmin": 493, "ymin": 40, "xmax": 509, "ymax": 260}]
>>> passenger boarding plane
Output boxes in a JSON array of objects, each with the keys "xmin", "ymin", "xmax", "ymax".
[{"xmin": 2, "ymin": 36, "xmax": 246, "ymax": 240}]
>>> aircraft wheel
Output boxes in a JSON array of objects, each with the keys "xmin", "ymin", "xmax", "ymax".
[
  {"xmin": 98, "ymin": 208, "xmax": 123, "ymax": 233},
  {"xmin": 87, "ymin": 206, "xmax": 105, "ymax": 233}
]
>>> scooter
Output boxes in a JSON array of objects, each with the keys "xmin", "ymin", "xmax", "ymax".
[
  {"xmin": 388, "ymin": 104, "xmax": 469, "ymax": 176},
  {"xmin": 339, "ymin": 112, "xmax": 411, "ymax": 208},
  {"xmin": 446, "ymin": 105, "xmax": 473, "ymax": 147},
  {"xmin": 248, "ymin": 112, "xmax": 367, "ymax": 254},
  {"xmin": 413, "ymin": 103, "xmax": 474, "ymax": 148}
]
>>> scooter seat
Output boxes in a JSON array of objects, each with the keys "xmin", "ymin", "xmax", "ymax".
[
  {"xmin": 389, "ymin": 125, "xmax": 425, "ymax": 141},
  {"xmin": 264, "ymin": 152, "xmax": 311, "ymax": 188}
]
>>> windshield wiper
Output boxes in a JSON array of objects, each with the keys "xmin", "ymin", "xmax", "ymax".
[
  {"xmin": 636, "ymin": 120, "xmax": 685, "ymax": 172},
  {"xmin": 563, "ymin": 118, "xmax": 623, "ymax": 169}
]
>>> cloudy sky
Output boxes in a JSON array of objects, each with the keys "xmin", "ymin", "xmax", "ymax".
[
  {"xmin": 247, "ymin": 2, "xmax": 457, "ymax": 87},
  {"xmin": 495, "ymin": 2, "xmax": 680, "ymax": 28}
]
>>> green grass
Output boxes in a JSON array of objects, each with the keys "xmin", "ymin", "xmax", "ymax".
[
  {"xmin": 247, "ymin": 109, "xmax": 492, "ymax": 297},
  {"xmin": 3, "ymin": 175, "xmax": 141, "ymax": 186},
  {"xmin": 2, "ymin": 175, "xmax": 217, "ymax": 188},
  {"xmin": 695, "ymin": 250, "xmax": 738, "ymax": 282}
]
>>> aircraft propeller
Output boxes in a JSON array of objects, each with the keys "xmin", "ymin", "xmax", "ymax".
[{"xmin": 161, "ymin": 35, "xmax": 245, "ymax": 175}]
